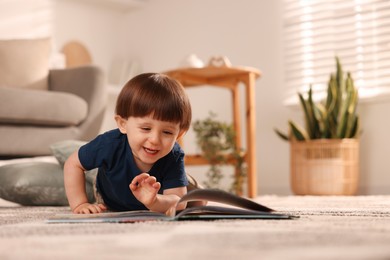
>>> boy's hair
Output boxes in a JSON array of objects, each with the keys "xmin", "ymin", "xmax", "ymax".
[{"xmin": 115, "ymin": 73, "xmax": 192, "ymax": 131}]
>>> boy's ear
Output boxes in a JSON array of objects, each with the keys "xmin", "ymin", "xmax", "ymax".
[
  {"xmin": 115, "ymin": 115, "xmax": 127, "ymax": 134},
  {"xmin": 177, "ymin": 130, "xmax": 186, "ymax": 140}
]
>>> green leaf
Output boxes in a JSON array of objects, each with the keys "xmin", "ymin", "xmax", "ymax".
[
  {"xmin": 348, "ymin": 116, "xmax": 359, "ymax": 138},
  {"xmin": 298, "ymin": 90, "xmax": 314, "ymax": 138},
  {"xmin": 274, "ymin": 128, "xmax": 289, "ymax": 141},
  {"xmin": 289, "ymin": 121, "xmax": 309, "ymax": 141},
  {"xmin": 308, "ymin": 87, "xmax": 321, "ymax": 138},
  {"xmin": 326, "ymin": 75, "xmax": 337, "ymax": 115},
  {"xmin": 314, "ymin": 103, "xmax": 329, "ymax": 138}
]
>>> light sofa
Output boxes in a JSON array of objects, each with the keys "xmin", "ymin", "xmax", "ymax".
[{"xmin": 0, "ymin": 38, "xmax": 107, "ymax": 157}]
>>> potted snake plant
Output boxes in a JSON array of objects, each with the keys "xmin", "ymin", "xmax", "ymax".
[{"xmin": 275, "ymin": 57, "xmax": 360, "ymax": 195}]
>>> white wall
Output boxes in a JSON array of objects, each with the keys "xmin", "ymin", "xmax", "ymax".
[
  {"xmin": 359, "ymin": 101, "xmax": 390, "ymax": 194},
  {"xmin": 52, "ymin": 0, "xmax": 125, "ymax": 73},
  {"xmin": 6, "ymin": 0, "xmax": 388, "ymax": 195}
]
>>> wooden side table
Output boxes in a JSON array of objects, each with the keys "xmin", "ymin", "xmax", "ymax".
[{"xmin": 164, "ymin": 65, "xmax": 261, "ymax": 198}]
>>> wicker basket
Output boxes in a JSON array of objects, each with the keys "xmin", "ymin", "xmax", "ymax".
[{"xmin": 290, "ymin": 139, "xmax": 359, "ymax": 195}]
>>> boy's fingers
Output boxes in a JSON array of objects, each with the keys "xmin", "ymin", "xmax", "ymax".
[
  {"xmin": 129, "ymin": 182, "xmax": 138, "ymax": 191},
  {"xmin": 138, "ymin": 172, "xmax": 150, "ymax": 178},
  {"xmin": 80, "ymin": 208, "xmax": 91, "ymax": 214},
  {"xmin": 131, "ymin": 173, "xmax": 150, "ymax": 185},
  {"xmin": 88, "ymin": 205, "xmax": 99, "ymax": 214},
  {"xmin": 98, "ymin": 204, "xmax": 107, "ymax": 210},
  {"xmin": 152, "ymin": 182, "xmax": 161, "ymax": 190},
  {"xmin": 145, "ymin": 176, "xmax": 157, "ymax": 184},
  {"xmin": 165, "ymin": 206, "xmax": 175, "ymax": 217},
  {"xmin": 74, "ymin": 203, "xmax": 106, "ymax": 214}
]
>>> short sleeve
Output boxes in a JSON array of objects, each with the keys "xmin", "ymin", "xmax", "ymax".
[
  {"xmin": 158, "ymin": 143, "xmax": 188, "ymax": 190},
  {"xmin": 78, "ymin": 129, "xmax": 124, "ymax": 170}
]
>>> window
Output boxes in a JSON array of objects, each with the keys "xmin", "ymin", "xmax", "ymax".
[
  {"xmin": 0, "ymin": 0, "xmax": 52, "ymax": 39},
  {"xmin": 283, "ymin": 0, "xmax": 390, "ymax": 106}
]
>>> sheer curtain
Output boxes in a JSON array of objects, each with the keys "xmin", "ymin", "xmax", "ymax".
[
  {"xmin": 0, "ymin": 0, "xmax": 52, "ymax": 39},
  {"xmin": 283, "ymin": 0, "xmax": 390, "ymax": 105}
]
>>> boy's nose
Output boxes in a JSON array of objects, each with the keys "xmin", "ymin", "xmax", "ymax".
[{"xmin": 148, "ymin": 132, "xmax": 161, "ymax": 144}]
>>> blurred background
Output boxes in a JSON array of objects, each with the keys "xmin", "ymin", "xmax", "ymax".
[{"xmin": 1, "ymin": 0, "xmax": 389, "ymax": 195}]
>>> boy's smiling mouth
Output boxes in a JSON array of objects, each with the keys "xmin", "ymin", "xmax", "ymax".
[{"xmin": 144, "ymin": 147, "xmax": 159, "ymax": 154}]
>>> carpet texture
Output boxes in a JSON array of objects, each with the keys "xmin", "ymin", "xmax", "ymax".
[{"xmin": 1, "ymin": 195, "xmax": 390, "ymax": 260}]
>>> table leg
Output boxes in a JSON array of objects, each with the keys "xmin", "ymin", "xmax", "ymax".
[{"xmin": 245, "ymin": 73, "xmax": 257, "ymax": 198}]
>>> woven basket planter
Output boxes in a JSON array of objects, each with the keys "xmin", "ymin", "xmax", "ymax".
[{"xmin": 290, "ymin": 139, "xmax": 359, "ymax": 195}]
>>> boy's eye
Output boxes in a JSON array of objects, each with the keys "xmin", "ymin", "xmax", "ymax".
[
  {"xmin": 163, "ymin": 131, "xmax": 173, "ymax": 135},
  {"xmin": 141, "ymin": 127, "xmax": 151, "ymax": 131}
]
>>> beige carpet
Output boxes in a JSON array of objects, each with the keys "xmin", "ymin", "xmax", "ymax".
[{"xmin": 1, "ymin": 195, "xmax": 390, "ymax": 260}]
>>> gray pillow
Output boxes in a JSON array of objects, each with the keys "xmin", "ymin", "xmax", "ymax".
[
  {"xmin": 50, "ymin": 139, "xmax": 97, "ymax": 185},
  {"xmin": 0, "ymin": 161, "xmax": 96, "ymax": 206},
  {"xmin": 0, "ymin": 162, "xmax": 69, "ymax": 206},
  {"xmin": 50, "ymin": 140, "xmax": 87, "ymax": 167}
]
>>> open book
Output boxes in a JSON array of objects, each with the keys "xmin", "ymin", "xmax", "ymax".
[{"xmin": 46, "ymin": 189, "xmax": 297, "ymax": 223}]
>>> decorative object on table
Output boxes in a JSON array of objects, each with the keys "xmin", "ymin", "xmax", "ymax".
[
  {"xmin": 193, "ymin": 112, "xmax": 246, "ymax": 195},
  {"xmin": 179, "ymin": 54, "xmax": 204, "ymax": 68},
  {"xmin": 275, "ymin": 57, "xmax": 360, "ymax": 195},
  {"xmin": 208, "ymin": 55, "xmax": 232, "ymax": 67}
]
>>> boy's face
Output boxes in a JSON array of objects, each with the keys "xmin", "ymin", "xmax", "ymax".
[{"xmin": 116, "ymin": 114, "xmax": 183, "ymax": 172}]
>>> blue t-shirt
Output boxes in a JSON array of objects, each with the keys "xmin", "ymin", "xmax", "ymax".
[{"xmin": 78, "ymin": 129, "xmax": 188, "ymax": 211}]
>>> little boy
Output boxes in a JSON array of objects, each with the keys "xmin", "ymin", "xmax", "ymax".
[{"xmin": 64, "ymin": 73, "xmax": 192, "ymax": 214}]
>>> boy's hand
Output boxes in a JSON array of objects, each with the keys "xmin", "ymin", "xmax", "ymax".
[
  {"xmin": 72, "ymin": 203, "xmax": 107, "ymax": 214},
  {"xmin": 129, "ymin": 173, "xmax": 161, "ymax": 209}
]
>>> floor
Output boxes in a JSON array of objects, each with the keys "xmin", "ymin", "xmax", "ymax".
[{"xmin": 1, "ymin": 195, "xmax": 390, "ymax": 260}]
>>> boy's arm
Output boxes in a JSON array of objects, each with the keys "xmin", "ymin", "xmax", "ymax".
[
  {"xmin": 64, "ymin": 150, "xmax": 106, "ymax": 214},
  {"xmin": 129, "ymin": 173, "xmax": 187, "ymax": 214}
]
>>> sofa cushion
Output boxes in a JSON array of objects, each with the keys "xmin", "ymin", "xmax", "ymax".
[
  {"xmin": 0, "ymin": 87, "xmax": 88, "ymax": 126},
  {"xmin": 0, "ymin": 38, "xmax": 51, "ymax": 90}
]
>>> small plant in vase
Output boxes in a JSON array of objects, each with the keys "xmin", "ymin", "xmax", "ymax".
[
  {"xmin": 193, "ymin": 112, "xmax": 246, "ymax": 195},
  {"xmin": 275, "ymin": 56, "xmax": 361, "ymax": 195}
]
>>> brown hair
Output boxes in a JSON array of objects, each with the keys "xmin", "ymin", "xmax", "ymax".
[{"xmin": 115, "ymin": 73, "xmax": 192, "ymax": 131}]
